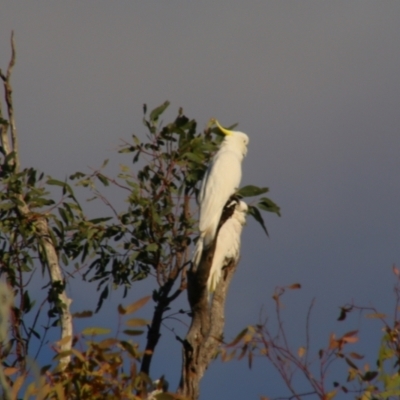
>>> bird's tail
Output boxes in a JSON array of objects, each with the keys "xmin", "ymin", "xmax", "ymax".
[
  {"xmin": 207, "ymin": 267, "xmax": 222, "ymax": 294},
  {"xmin": 207, "ymin": 248, "xmax": 225, "ymax": 295},
  {"xmin": 192, "ymin": 236, "xmax": 204, "ymax": 270},
  {"xmin": 202, "ymin": 223, "xmax": 218, "ymax": 249}
]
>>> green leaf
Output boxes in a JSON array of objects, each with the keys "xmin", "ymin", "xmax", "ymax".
[
  {"xmin": 227, "ymin": 328, "xmax": 249, "ymax": 348},
  {"xmin": 47, "ymin": 178, "xmax": 78, "ymax": 202},
  {"xmin": 89, "ymin": 217, "xmax": 112, "ymax": 224},
  {"xmin": 119, "ymin": 146, "xmax": 135, "ymax": 154},
  {"xmin": 82, "ymin": 327, "xmax": 111, "ymax": 336},
  {"xmin": 69, "ymin": 172, "xmax": 85, "ymax": 180},
  {"xmin": 248, "ymin": 205, "xmax": 269, "ymax": 237},
  {"xmin": 150, "ymin": 101, "xmax": 170, "ymax": 123},
  {"xmin": 380, "ymin": 389, "xmax": 400, "ymax": 398},
  {"xmin": 47, "ymin": 178, "xmax": 66, "ymax": 188},
  {"xmin": 95, "ymin": 285, "xmax": 109, "ymax": 313},
  {"xmin": 379, "ymin": 344, "xmax": 395, "ymax": 362},
  {"xmin": 23, "ymin": 291, "xmax": 32, "ymax": 313},
  {"xmin": 4, "ymin": 151, "xmax": 16, "ymax": 165},
  {"xmin": 385, "ymin": 373, "xmax": 400, "ymax": 390},
  {"xmin": 125, "ymin": 318, "xmax": 149, "ymax": 327},
  {"xmin": 146, "ymin": 243, "xmax": 158, "ymax": 252},
  {"xmin": 58, "ymin": 207, "xmax": 69, "ymax": 224},
  {"xmin": 0, "ymin": 202, "xmax": 14, "ymax": 211},
  {"xmin": 258, "ymin": 197, "xmax": 281, "ymax": 216},
  {"xmin": 120, "ymin": 340, "xmax": 140, "ymax": 358},
  {"xmin": 183, "ymin": 152, "xmax": 203, "ymax": 164},
  {"xmin": 61, "ymin": 253, "xmax": 68, "ymax": 266},
  {"xmin": 237, "ymin": 185, "xmax": 269, "ymax": 197},
  {"xmin": 97, "ymin": 174, "xmax": 109, "ymax": 186}
]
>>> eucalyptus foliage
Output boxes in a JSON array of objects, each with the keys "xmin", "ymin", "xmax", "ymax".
[
  {"xmin": 67, "ymin": 103, "xmax": 279, "ymax": 310},
  {"xmin": 0, "ymin": 101, "xmax": 279, "ymax": 379}
]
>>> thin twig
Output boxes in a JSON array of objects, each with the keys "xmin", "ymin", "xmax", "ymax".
[
  {"xmin": 274, "ymin": 390, "xmax": 318, "ymax": 400},
  {"xmin": 304, "ymin": 297, "xmax": 315, "ymax": 366}
]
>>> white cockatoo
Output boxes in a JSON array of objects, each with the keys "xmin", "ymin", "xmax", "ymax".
[
  {"xmin": 206, "ymin": 199, "xmax": 248, "ymax": 293},
  {"xmin": 197, "ymin": 120, "xmax": 249, "ymax": 250}
]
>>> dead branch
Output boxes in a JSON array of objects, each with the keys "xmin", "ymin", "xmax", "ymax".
[
  {"xmin": 0, "ymin": 31, "xmax": 18, "ymax": 170},
  {"xmin": 0, "ymin": 31, "xmax": 73, "ymax": 370},
  {"xmin": 179, "ymin": 237, "xmax": 238, "ymax": 400}
]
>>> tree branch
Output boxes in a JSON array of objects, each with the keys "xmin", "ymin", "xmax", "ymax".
[
  {"xmin": 0, "ymin": 32, "xmax": 73, "ymax": 371},
  {"xmin": 179, "ymin": 237, "xmax": 238, "ymax": 399},
  {"xmin": 0, "ymin": 31, "xmax": 18, "ymax": 171},
  {"xmin": 140, "ymin": 254, "xmax": 188, "ymax": 378}
]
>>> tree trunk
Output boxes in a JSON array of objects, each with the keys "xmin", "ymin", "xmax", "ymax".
[
  {"xmin": 179, "ymin": 240, "xmax": 238, "ymax": 399},
  {"xmin": 0, "ymin": 32, "xmax": 73, "ymax": 371}
]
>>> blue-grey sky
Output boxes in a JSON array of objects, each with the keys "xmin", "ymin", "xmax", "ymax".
[{"xmin": 2, "ymin": 2, "xmax": 400, "ymax": 398}]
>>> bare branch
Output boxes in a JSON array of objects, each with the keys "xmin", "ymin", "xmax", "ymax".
[
  {"xmin": 304, "ymin": 297, "xmax": 315, "ymax": 366},
  {"xmin": 0, "ymin": 31, "xmax": 19, "ymax": 171},
  {"xmin": 139, "ymin": 250, "xmax": 190, "ymax": 381},
  {"xmin": 179, "ymin": 232, "xmax": 239, "ymax": 399},
  {"xmin": 0, "ymin": 32, "xmax": 73, "ymax": 370}
]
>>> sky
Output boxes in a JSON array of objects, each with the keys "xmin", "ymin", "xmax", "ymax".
[{"xmin": 1, "ymin": 2, "xmax": 400, "ymax": 399}]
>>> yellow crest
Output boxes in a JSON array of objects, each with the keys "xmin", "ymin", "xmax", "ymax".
[{"xmin": 212, "ymin": 119, "xmax": 233, "ymax": 136}]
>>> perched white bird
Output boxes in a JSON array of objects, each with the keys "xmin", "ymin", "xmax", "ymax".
[
  {"xmin": 207, "ymin": 199, "xmax": 248, "ymax": 293},
  {"xmin": 197, "ymin": 120, "xmax": 249, "ymax": 249}
]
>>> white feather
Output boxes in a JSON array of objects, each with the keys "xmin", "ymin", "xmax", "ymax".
[
  {"xmin": 192, "ymin": 235, "xmax": 204, "ymax": 268},
  {"xmin": 198, "ymin": 131, "xmax": 249, "ymax": 248},
  {"xmin": 207, "ymin": 200, "xmax": 248, "ymax": 293}
]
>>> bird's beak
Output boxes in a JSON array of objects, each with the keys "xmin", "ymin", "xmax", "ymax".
[{"xmin": 214, "ymin": 119, "xmax": 233, "ymax": 136}]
